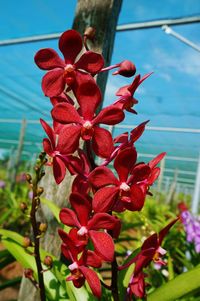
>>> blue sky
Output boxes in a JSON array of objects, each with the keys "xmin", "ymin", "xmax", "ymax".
[{"xmin": 0, "ymin": 0, "xmax": 200, "ymax": 176}]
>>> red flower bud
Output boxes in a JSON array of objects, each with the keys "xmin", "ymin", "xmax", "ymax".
[
  {"xmin": 24, "ymin": 268, "xmax": 33, "ymax": 279},
  {"xmin": 113, "ymin": 60, "xmax": 136, "ymax": 77},
  {"xmin": 44, "ymin": 255, "xmax": 53, "ymax": 267}
]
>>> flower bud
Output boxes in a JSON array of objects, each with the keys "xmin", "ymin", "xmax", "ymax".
[
  {"xmin": 113, "ymin": 60, "xmax": 136, "ymax": 77},
  {"xmin": 20, "ymin": 202, "xmax": 28, "ymax": 212},
  {"xmin": 23, "ymin": 236, "xmax": 32, "ymax": 248},
  {"xmin": 84, "ymin": 27, "xmax": 96, "ymax": 40},
  {"xmin": 39, "ymin": 223, "xmax": 48, "ymax": 233},
  {"xmin": 24, "ymin": 268, "xmax": 33, "ymax": 279},
  {"xmin": 43, "ymin": 255, "xmax": 53, "ymax": 267},
  {"xmin": 37, "ymin": 187, "xmax": 44, "ymax": 195},
  {"xmin": 26, "ymin": 173, "xmax": 32, "ymax": 183}
]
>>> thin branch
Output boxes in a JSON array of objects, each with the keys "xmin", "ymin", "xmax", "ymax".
[{"xmin": 29, "ymin": 152, "xmax": 47, "ymax": 301}]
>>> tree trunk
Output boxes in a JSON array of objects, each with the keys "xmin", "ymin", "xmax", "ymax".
[{"xmin": 18, "ymin": 1, "xmax": 122, "ymax": 300}]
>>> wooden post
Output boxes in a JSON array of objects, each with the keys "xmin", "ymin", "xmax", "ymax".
[
  {"xmin": 10, "ymin": 119, "xmax": 26, "ymax": 190},
  {"xmin": 18, "ymin": 1, "xmax": 123, "ymax": 300},
  {"xmin": 73, "ymin": 0, "xmax": 123, "ymax": 96}
]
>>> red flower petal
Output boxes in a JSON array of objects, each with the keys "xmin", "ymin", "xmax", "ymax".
[
  {"xmin": 73, "ymin": 74, "xmax": 101, "ymax": 120},
  {"xmin": 34, "ymin": 48, "xmax": 65, "ymax": 70},
  {"xmin": 75, "ymin": 51, "xmax": 104, "ymax": 73},
  {"xmin": 131, "ymin": 163, "xmax": 151, "ymax": 182},
  {"xmin": 142, "ymin": 233, "xmax": 158, "ymax": 251},
  {"xmin": 40, "ymin": 119, "xmax": 56, "ymax": 148},
  {"xmin": 43, "ymin": 138, "xmax": 53, "ymax": 156},
  {"xmin": 159, "ymin": 217, "xmax": 179, "ymax": 245},
  {"xmin": 79, "ymin": 266, "xmax": 101, "ymax": 298},
  {"xmin": 59, "ymin": 30, "xmax": 82, "ymax": 64},
  {"xmin": 114, "ymin": 132, "xmax": 128, "ymax": 144},
  {"xmin": 92, "ymin": 187, "xmax": 119, "ymax": 213},
  {"xmin": 89, "ymin": 166, "xmax": 118, "ymax": 188},
  {"xmin": 92, "ymin": 127, "xmax": 114, "ymax": 158},
  {"xmin": 116, "ymin": 84, "xmax": 130, "ymax": 96},
  {"xmin": 127, "ymin": 74, "xmax": 141, "ymax": 94},
  {"xmin": 57, "ymin": 125, "xmax": 81, "ymax": 154},
  {"xmin": 88, "ymin": 212, "xmax": 119, "ymax": 231},
  {"xmin": 93, "ymin": 105, "xmax": 124, "ymax": 125},
  {"xmin": 123, "ymin": 184, "xmax": 145, "ymax": 211},
  {"xmin": 148, "ymin": 152, "xmax": 166, "ymax": 169},
  {"xmin": 72, "ymin": 175, "xmax": 89, "ymax": 195},
  {"xmin": 114, "ymin": 147, "xmax": 137, "ymax": 182},
  {"xmin": 89, "ymin": 230, "xmax": 114, "ymax": 262},
  {"xmin": 42, "ymin": 69, "xmax": 65, "ymax": 97},
  {"xmin": 78, "ymin": 149, "xmax": 90, "ymax": 174},
  {"xmin": 59, "ymin": 208, "xmax": 81, "ymax": 228},
  {"xmin": 130, "ymin": 121, "xmax": 149, "ymax": 144},
  {"xmin": 86, "ymin": 250, "xmax": 102, "ymax": 268},
  {"xmin": 148, "ymin": 167, "xmax": 160, "ymax": 185},
  {"xmin": 129, "ymin": 272, "xmax": 146, "ymax": 299},
  {"xmin": 51, "ymin": 102, "xmax": 82, "ymax": 124},
  {"xmin": 53, "ymin": 156, "xmax": 66, "ymax": 184},
  {"xmin": 60, "ymin": 242, "xmax": 71, "ymax": 260},
  {"xmin": 70, "ymin": 193, "xmax": 91, "ymax": 226}
]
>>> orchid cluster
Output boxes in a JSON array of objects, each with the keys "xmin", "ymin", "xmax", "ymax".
[
  {"xmin": 179, "ymin": 202, "xmax": 200, "ymax": 253},
  {"xmin": 35, "ymin": 29, "xmax": 178, "ymax": 300}
]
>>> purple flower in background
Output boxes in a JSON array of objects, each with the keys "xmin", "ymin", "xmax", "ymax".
[
  {"xmin": 0, "ymin": 180, "xmax": 6, "ymax": 189},
  {"xmin": 28, "ymin": 191, "xmax": 33, "ymax": 200},
  {"xmin": 179, "ymin": 203, "xmax": 200, "ymax": 253}
]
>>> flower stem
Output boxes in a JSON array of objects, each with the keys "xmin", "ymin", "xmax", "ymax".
[
  {"xmin": 29, "ymin": 153, "xmax": 46, "ymax": 301},
  {"xmin": 85, "ymin": 140, "xmax": 97, "ymax": 169},
  {"xmin": 111, "ymin": 256, "xmax": 120, "ymax": 301}
]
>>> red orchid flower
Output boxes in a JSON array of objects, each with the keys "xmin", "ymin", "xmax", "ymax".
[
  {"xmin": 59, "ymin": 192, "xmax": 121, "ymax": 262},
  {"xmin": 102, "ymin": 121, "xmax": 149, "ymax": 167},
  {"xmin": 119, "ymin": 218, "xmax": 179, "ymax": 298},
  {"xmin": 51, "ymin": 81, "xmax": 125, "ymax": 158},
  {"xmin": 114, "ymin": 73, "xmax": 152, "ymax": 114},
  {"xmin": 58, "ymin": 230, "xmax": 102, "ymax": 298},
  {"xmin": 138, "ymin": 152, "xmax": 166, "ymax": 196},
  {"xmin": 40, "ymin": 119, "xmax": 81, "ymax": 184},
  {"xmin": 34, "ymin": 29, "xmax": 104, "ymax": 97},
  {"xmin": 89, "ymin": 147, "xmax": 151, "ymax": 213}
]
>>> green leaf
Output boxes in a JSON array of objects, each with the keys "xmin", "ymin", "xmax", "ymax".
[
  {"xmin": 2, "ymin": 238, "xmax": 69, "ymax": 301},
  {"xmin": 41, "ymin": 197, "xmax": 70, "ymax": 231},
  {"xmin": 0, "ymin": 208, "xmax": 13, "ymax": 224},
  {"xmin": 41, "ymin": 197, "xmax": 61, "ymax": 223},
  {"xmin": 148, "ymin": 265, "xmax": 200, "ymax": 301},
  {"xmin": 0, "ymin": 229, "xmax": 92, "ymax": 301},
  {"xmin": 0, "ymin": 248, "xmax": 15, "ymax": 269},
  {"xmin": 0, "ymin": 228, "xmax": 24, "ymax": 244}
]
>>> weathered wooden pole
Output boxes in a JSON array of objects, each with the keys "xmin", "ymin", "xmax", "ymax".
[
  {"xmin": 73, "ymin": 0, "xmax": 123, "ymax": 96},
  {"xmin": 18, "ymin": 1, "xmax": 122, "ymax": 300},
  {"xmin": 10, "ymin": 119, "xmax": 26, "ymax": 191}
]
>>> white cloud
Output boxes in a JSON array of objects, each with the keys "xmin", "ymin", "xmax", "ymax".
[
  {"xmin": 158, "ymin": 72, "xmax": 172, "ymax": 82},
  {"xmin": 154, "ymin": 47, "xmax": 200, "ymax": 77}
]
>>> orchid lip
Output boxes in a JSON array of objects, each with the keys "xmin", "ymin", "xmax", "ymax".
[
  {"xmin": 68, "ymin": 262, "xmax": 79, "ymax": 271},
  {"xmin": 120, "ymin": 182, "xmax": 130, "ymax": 191},
  {"xmin": 64, "ymin": 64, "xmax": 74, "ymax": 72},
  {"xmin": 77, "ymin": 226, "xmax": 88, "ymax": 236},
  {"xmin": 83, "ymin": 121, "xmax": 92, "ymax": 129}
]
